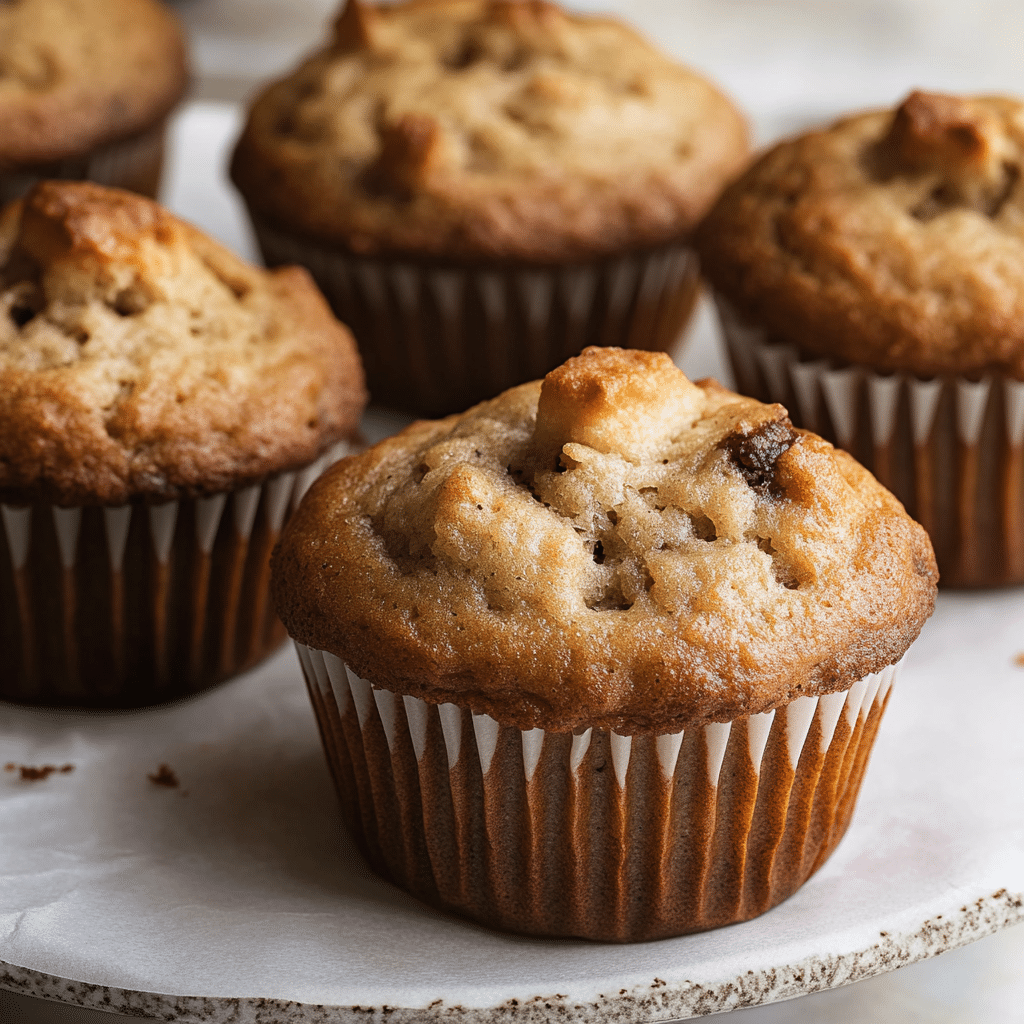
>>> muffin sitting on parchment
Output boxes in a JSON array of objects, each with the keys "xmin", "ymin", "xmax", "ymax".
[
  {"xmin": 697, "ymin": 90, "xmax": 1024, "ymax": 588},
  {"xmin": 0, "ymin": 0, "xmax": 188, "ymax": 205},
  {"xmin": 273, "ymin": 346, "xmax": 936, "ymax": 942},
  {"xmin": 231, "ymin": 0, "xmax": 748, "ymax": 416},
  {"xmin": 0, "ymin": 181, "xmax": 366, "ymax": 707}
]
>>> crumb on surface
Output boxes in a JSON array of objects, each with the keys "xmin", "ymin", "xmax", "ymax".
[
  {"xmin": 4, "ymin": 763, "xmax": 74, "ymax": 781},
  {"xmin": 148, "ymin": 764, "xmax": 179, "ymax": 788},
  {"xmin": 1013, "ymin": 652, "xmax": 1024, "ymax": 667}
]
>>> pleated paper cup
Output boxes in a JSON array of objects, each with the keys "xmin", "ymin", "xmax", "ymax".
[
  {"xmin": 0, "ymin": 444, "xmax": 348, "ymax": 708},
  {"xmin": 0, "ymin": 120, "xmax": 168, "ymax": 208},
  {"xmin": 296, "ymin": 641, "xmax": 898, "ymax": 942},
  {"xmin": 716, "ymin": 295, "xmax": 1024, "ymax": 588},
  {"xmin": 248, "ymin": 212, "xmax": 701, "ymax": 417}
]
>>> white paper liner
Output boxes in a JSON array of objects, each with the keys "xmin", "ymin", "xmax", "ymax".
[
  {"xmin": 716, "ymin": 294, "xmax": 1023, "ymax": 587},
  {"xmin": 248, "ymin": 211, "xmax": 700, "ymax": 417},
  {"xmin": 297, "ymin": 641, "xmax": 899, "ymax": 942},
  {"xmin": 0, "ymin": 442, "xmax": 349, "ymax": 707},
  {"xmin": 0, "ymin": 119, "xmax": 168, "ymax": 207}
]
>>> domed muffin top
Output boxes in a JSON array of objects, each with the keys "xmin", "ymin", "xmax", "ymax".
[
  {"xmin": 0, "ymin": 0, "xmax": 187, "ymax": 167},
  {"xmin": 231, "ymin": 0, "xmax": 748, "ymax": 262},
  {"xmin": 273, "ymin": 347, "xmax": 936, "ymax": 734},
  {"xmin": 696, "ymin": 90, "xmax": 1024, "ymax": 378},
  {"xmin": 0, "ymin": 181, "xmax": 366, "ymax": 505}
]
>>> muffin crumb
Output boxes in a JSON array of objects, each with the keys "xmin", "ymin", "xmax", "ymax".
[
  {"xmin": 5, "ymin": 762, "xmax": 75, "ymax": 781},
  {"xmin": 147, "ymin": 764, "xmax": 179, "ymax": 787}
]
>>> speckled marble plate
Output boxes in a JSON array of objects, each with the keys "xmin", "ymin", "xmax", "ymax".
[
  {"xmin": 1, "ymin": 102, "xmax": 1024, "ymax": 1024},
  {"xmin": 1, "ymin": 590, "xmax": 1023, "ymax": 1024}
]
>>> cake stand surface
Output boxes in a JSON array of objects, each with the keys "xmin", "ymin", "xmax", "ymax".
[{"xmin": 1, "ymin": 591, "xmax": 1023, "ymax": 1023}]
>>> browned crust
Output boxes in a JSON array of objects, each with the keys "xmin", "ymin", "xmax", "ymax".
[
  {"xmin": 0, "ymin": 0, "xmax": 188, "ymax": 168},
  {"xmin": 0, "ymin": 182, "xmax": 367, "ymax": 506},
  {"xmin": 230, "ymin": 0, "xmax": 748, "ymax": 263},
  {"xmin": 695, "ymin": 91, "xmax": 1024, "ymax": 378},
  {"xmin": 272, "ymin": 353, "xmax": 937, "ymax": 733}
]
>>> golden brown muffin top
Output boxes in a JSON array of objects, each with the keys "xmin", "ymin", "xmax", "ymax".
[
  {"xmin": 273, "ymin": 347, "xmax": 936, "ymax": 734},
  {"xmin": 0, "ymin": 181, "xmax": 367, "ymax": 506},
  {"xmin": 697, "ymin": 91, "xmax": 1024, "ymax": 379},
  {"xmin": 0, "ymin": 0, "xmax": 187, "ymax": 168},
  {"xmin": 231, "ymin": 0, "xmax": 748, "ymax": 262}
]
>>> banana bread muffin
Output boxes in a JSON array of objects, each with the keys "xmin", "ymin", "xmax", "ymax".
[
  {"xmin": 274, "ymin": 346, "xmax": 937, "ymax": 941},
  {"xmin": 0, "ymin": 0, "xmax": 188, "ymax": 205},
  {"xmin": 696, "ymin": 90, "xmax": 1024, "ymax": 587},
  {"xmin": 231, "ymin": 0, "xmax": 748, "ymax": 415},
  {"xmin": 0, "ymin": 180, "xmax": 366, "ymax": 706}
]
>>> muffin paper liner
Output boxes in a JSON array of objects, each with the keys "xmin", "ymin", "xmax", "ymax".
[
  {"xmin": 296, "ymin": 641, "xmax": 897, "ymax": 942},
  {"xmin": 0, "ymin": 443, "xmax": 348, "ymax": 708},
  {"xmin": 0, "ymin": 120, "xmax": 167, "ymax": 207},
  {"xmin": 249, "ymin": 212, "xmax": 700, "ymax": 417},
  {"xmin": 716, "ymin": 295, "xmax": 1024, "ymax": 588}
]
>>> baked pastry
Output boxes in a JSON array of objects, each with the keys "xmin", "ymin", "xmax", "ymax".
[
  {"xmin": 696, "ymin": 90, "xmax": 1024, "ymax": 587},
  {"xmin": 273, "ymin": 346, "xmax": 937, "ymax": 941},
  {"xmin": 231, "ymin": 0, "xmax": 748, "ymax": 415},
  {"xmin": 0, "ymin": 180, "xmax": 366, "ymax": 706},
  {"xmin": 0, "ymin": 0, "xmax": 188, "ymax": 205}
]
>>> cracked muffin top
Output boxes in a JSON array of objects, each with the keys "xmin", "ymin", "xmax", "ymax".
[
  {"xmin": 0, "ymin": 181, "xmax": 366, "ymax": 506},
  {"xmin": 696, "ymin": 90, "xmax": 1024, "ymax": 379},
  {"xmin": 231, "ymin": 0, "xmax": 748, "ymax": 262},
  {"xmin": 0, "ymin": 0, "xmax": 187, "ymax": 168},
  {"xmin": 273, "ymin": 347, "xmax": 937, "ymax": 733}
]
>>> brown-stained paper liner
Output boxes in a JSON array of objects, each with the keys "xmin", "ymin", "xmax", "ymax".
[
  {"xmin": 296, "ymin": 641, "xmax": 898, "ymax": 942},
  {"xmin": 0, "ymin": 442, "xmax": 349, "ymax": 708},
  {"xmin": 249, "ymin": 212, "xmax": 700, "ymax": 417},
  {"xmin": 0, "ymin": 119, "xmax": 168, "ymax": 208},
  {"xmin": 716, "ymin": 296, "xmax": 1024, "ymax": 588}
]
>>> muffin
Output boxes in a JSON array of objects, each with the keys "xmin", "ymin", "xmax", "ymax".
[
  {"xmin": 272, "ymin": 346, "xmax": 937, "ymax": 942},
  {"xmin": 0, "ymin": 0, "xmax": 188, "ymax": 205},
  {"xmin": 696, "ymin": 90, "xmax": 1024, "ymax": 588},
  {"xmin": 231, "ymin": 0, "xmax": 748, "ymax": 416},
  {"xmin": 0, "ymin": 181, "xmax": 366, "ymax": 707}
]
